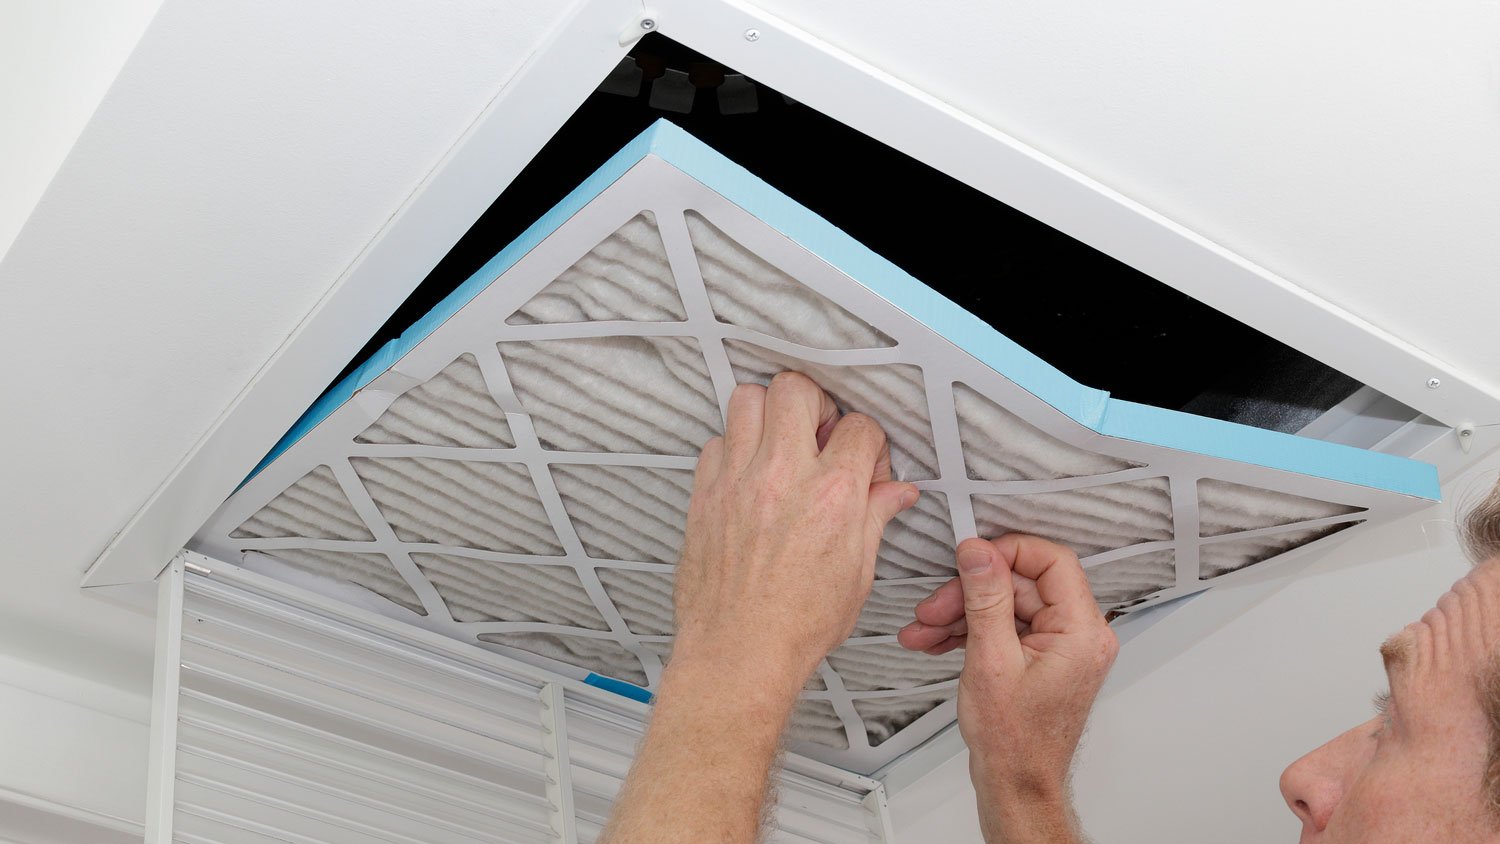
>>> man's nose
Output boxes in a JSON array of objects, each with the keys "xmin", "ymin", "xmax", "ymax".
[
  {"xmin": 1279, "ymin": 723, "xmax": 1366, "ymax": 837},
  {"xmin": 1280, "ymin": 752, "xmax": 1336, "ymax": 835}
]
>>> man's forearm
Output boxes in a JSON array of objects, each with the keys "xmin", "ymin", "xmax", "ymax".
[{"xmin": 601, "ymin": 648, "xmax": 803, "ymax": 844}]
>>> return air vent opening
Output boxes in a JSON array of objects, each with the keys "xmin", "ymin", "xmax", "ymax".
[
  {"xmin": 191, "ymin": 30, "xmax": 1439, "ymax": 775},
  {"xmin": 336, "ymin": 31, "xmax": 1402, "ymax": 437}
]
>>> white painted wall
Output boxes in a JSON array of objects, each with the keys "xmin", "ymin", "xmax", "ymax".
[
  {"xmin": 0, "ymin": 0, "xmax": 164, "ymax": 259},
  {"xmin": 891, "ymin": 442, "xmax": 1500, "ymax": 842},
  {"xmin": 0, "ymin": 651, "xmax": 150, "ymax": 837}
]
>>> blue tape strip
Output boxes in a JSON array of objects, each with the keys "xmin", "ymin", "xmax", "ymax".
[
  {"xmin": 243, "ymin": 118, "xmax": 1440, "ymax": 501},
  {"xmin": 584, "ymin": 672, "xmax": 654, "ymax": 704}
]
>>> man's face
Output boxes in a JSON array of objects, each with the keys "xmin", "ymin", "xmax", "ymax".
[{"xmin": 1280, "ymin": 562, "xmax": 1500, "ymax": 842}]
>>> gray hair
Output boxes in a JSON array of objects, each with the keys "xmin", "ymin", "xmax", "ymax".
[{"xmin": 1461, "ymin": 478, "xmax": 1500, "ymax": 565}]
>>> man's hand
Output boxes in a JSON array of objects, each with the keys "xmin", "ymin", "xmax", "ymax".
[
  {"xmin": 672, "ymin": 372, "xmax": 919, "ymax": 688},
  {"xmin": 601, "ymin": 373, "xmax": 917, "ymax": 844},
  {"xmin": 898, "ymin": 535, "xmax": 1118, "ymax": 844}
]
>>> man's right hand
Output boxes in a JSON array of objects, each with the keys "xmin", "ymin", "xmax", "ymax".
[{"xmin": 897, "ymin": 535, "xmax": 1118, "ymax": 844}]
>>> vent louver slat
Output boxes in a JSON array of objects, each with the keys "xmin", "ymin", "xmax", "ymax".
[{"xmin": 147, "ymin": 560, "xmax": 889, "ymax": 843}]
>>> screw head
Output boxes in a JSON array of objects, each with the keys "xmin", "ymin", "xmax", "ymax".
[
  {"xmin": 1460, "ymin": 428, "xmax": 1474, "ymax": 438},
  {"xmin": 1427, "ymin": 377, "xmax": 1443, "ymax": 389},
  {"xmin": 640, "ymin": 18, "xmax": 656, "ymax": 30},
  {"xmin": 744, "ymin": 27, "xmax": 761, "ymax": 41}
]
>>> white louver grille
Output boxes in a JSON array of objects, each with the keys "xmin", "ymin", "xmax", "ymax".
[{"xmin": 146, "ymin": 554, "xmax": 892, "ymax": 844}]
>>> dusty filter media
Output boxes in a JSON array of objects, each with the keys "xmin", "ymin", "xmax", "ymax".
[{"xmin": 192, "ymin": 121, "xmax": 1437, "ymax": 774}]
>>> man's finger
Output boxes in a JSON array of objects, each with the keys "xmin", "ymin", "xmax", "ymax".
[
  {"xmin": 897, "ymin": 620, "xmax": 951, "ymax": 652},
  {"xmin": 954, "ymin": 538, "xmax": 1025, "ymax": 671},
  {"xmin": 898, "ymin": 616, "xmax": 966, "ymax": 649},
  {"xmin": 867, "ymin": 481, "xmax": 918, "ymax": 531},
  {"xmin": 900, "ymin": 615, "xmax": 1027, "ymax": 652},
  {"xmin": 925, "ymin": 635, "xmax": 965, "ymax": 655},
  {"xmin": 723, "ymin": 383, "xmax": 767, "ymax": 470},
  {"xmin": 1012, "ymin": 571, "xmax": 1045, "ymax": 625},
  {"xmin": 693, "ymin": 436, "xmax": 724, "ymax": 489},
  {"xmin": 762, "ymin": 372, "xmax": 838, "ymax": 460},
  {"xmin": 915, "ymin": 578, "xmax": 965, "ymax": 627},
  {"xmin": 821, "ymin": 412, "xmax": 890, "ymax": 479},
  {"xmin": 990, "ymin": 534, "xmax": 1101, "ymax": 631}
]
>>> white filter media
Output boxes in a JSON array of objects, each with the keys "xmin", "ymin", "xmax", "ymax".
[
  {"xmin": 595, "ymin": 567, "xmax": 677, "ymax": 636},
  {"xmin": 686, "ymin": 211, "xmax": 894, "ymax": 350},
  {"xmin": 507, "ymin": 212, "xmax": 685, "ymax": 325},
  {"xmin": 854, "ymin": 687, "xmax": 955, "ymax": 746},
  {"xmin": 1196, "ymin": 477, "xmax": 1364, "ymax": 537},
  {"xmin": 854, "ymin": 582, "xmax": 941, "ymax": 636},
  {"xmin": 478, "ymin": 632, "xmax": 650, "ymax": 687},
  {"xmin": 411, "ymin": 553, "xmax": 609, "ymax": 629},
  {"xmin": 1084, "ymin": 550, "xmax": 1178, "ymax": 606},
  {"xmin": 826, "ymin": 643, "xmax": 965, "ymax": 692},
  {"xmin": 231, "ymin": 465, "xmax": 373, "ymax": 541},
  {"xmin": 1199, "ymin": 522, "xmax": 1359, "ymax": 579},
  {"xmin": 790, "ymin": 700, "xmax": 850, "ymax": 750},
  {"xmin": 499, "ymin": 336, "xmax": 721, "ymax": 455},
  {"xmin": 873, "ymin": 491, "xmax": 955, "ymax": 579},
  {"xmin": 972, "ymin": 477, "xmax": 1175, "ymax": 559},
  {"xmin": 954, "ymin": 383, "xmax": 1137, "ymax": 480},
  {"xmin": 350, "ymin": 457, "xmax": 562, "ymax": 554},
  {"xmin": 245, "ymin": 548, "xmax": 423, "ymax": 615},
  {"xmin": 551, "ymin": 464, "xmax": 694, "ymax": 565},
  {"xmin": 355, "ymin": 354, "xmax": 514, "ymax": 448},
  {"xmin": 194, "ymin": 126, "xmax": 1433, "ymax": 774}
]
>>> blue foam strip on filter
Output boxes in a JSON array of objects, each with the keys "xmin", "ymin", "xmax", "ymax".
[
  {"xmin": 585, "ymin": 672, "xmax": 654, "ymax": 704},
  {"xmin": 243, "ymin": 118, "xmax": 1440, "ymax": 501},
  {"xmin": 1097, "ymin": 399, "xmax": 1439, "ymax": 498},
  {"xmin": 241, "ymin": 338, "xmax": 402, "ymax": 487}
]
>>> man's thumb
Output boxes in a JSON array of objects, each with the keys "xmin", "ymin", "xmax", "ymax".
[
  {"xmin": 955, "ymin": 539, "xmax": 1021, "ymax": 653},
  {"xmin": 867, "ymin": 481, "xmax": 918, "ymax": 529}
]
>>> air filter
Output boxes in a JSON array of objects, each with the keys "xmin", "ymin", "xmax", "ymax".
[{"xmin": 190, "ymin": 120, "xmax": 1438, "ymax": 774}]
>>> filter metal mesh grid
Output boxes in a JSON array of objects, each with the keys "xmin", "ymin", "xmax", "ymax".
[{"xmin": 191, "ymin": 122, "xmax": 1434, "ymax": 774}]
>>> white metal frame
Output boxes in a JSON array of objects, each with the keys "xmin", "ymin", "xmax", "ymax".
[
  {"xmin": 539, "ymin": 682, "xmax": 579, "ymax": 844},
  {"xmin": 83, "ymin": 0, "xmax": 1495, "ymax": 589},
  {"xmin": 148, "ymin": 551, "xmax": 895, "ymax": 843},
  {"xmin": 144, "ymin": 556, "xmax": 184, "ymax": 842}
]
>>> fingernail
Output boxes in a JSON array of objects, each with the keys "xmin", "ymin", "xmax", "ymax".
[
  {"xmin": 958, "ymin": 546, "xmax": 991, "ymax": 573},
  {"xmin": 901, "ymin": 488, "xmax": 918, "ymax": 508}
]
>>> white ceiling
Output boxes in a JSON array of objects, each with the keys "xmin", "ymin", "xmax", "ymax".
[
  {"xmin": 754, "ymin": 0, "xmax": 1500, "ymax": 397},
  {"xmin": 0, "ymin": 0, "xmax": 575, "ymax": 694},
  {"xmin": 2, "ymin": 0, "xmax": 1497, "ymax": 837}
]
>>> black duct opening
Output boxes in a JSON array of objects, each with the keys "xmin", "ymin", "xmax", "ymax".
[{"xmin": 335, "ymin": 32, "xmax": 1358, "ymax": 433}]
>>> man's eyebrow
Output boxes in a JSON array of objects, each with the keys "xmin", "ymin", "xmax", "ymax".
[{"xmin": 1380, "ymin": 633, "xmax": 1414, "ymax": 680}]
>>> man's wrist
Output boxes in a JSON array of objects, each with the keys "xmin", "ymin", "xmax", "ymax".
[
  {"xmin": 668, "ymin": 633, "xmax": 818, "ymax": 702},
  {"xmin": 979, "ymin": 799, "xmax": 1080, "ymax": 844},
  {"xmin": 971, "ymin": 760, "xmax": 1081, "ymax": 844}
]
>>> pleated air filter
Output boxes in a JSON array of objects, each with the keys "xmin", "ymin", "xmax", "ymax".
[{"xmin": 191, "ymin": 120, "xmax": 1438, "ymax": 774}]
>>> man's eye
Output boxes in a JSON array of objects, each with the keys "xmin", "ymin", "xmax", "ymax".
[{"xmin": 1371, "ymin": 689, "xmax": 1393, "ymax": 738}]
